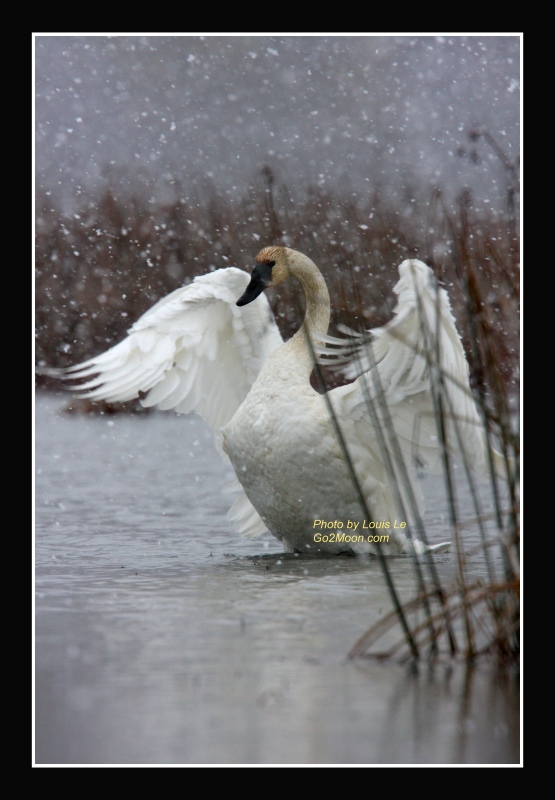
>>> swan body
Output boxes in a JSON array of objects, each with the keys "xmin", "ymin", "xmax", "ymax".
[{"xmin": 51, "ymin": 246, "xmax": 499, "ymax": 556}]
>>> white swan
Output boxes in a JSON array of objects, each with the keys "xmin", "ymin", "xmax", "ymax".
[{"xmin": 52, "ymin": 246, "xmax": 501, "ymax": 556}]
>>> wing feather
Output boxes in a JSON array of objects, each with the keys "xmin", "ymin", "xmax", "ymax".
[
  {"xmin": 58, "ymin": 267, "xmax": 282, "ymax": 431},
  {"xmin": 52, "ymin": 267, "xmax": 284, "ymax": 540},
  {"xmin": 329, "ymin": 260, "xmax": 498, "ymax": 525}
]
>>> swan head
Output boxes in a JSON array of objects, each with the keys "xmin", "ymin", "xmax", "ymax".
[{"xmin": 236, "ymin": 246, "xmax": 293, "ymax": 307}]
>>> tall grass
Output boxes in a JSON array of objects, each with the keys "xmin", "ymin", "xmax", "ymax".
[
  {"xmin": 308, "ymin": 214, "xmax": 519, "ymax": 667},
  {"xmin": 344, "ymin": 244, "xmax": 520, "ymax": 666},
  {"xmin": 35, "ymin": 156, "xmax": 519, "ymax": 401}
]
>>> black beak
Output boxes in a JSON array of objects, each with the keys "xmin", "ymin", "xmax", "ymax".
[{"xmin": 236, "ymin": 262, "xmax": 274, "ymax": 307}]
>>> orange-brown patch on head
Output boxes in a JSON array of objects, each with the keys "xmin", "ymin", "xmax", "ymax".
[
  {"xmin": 255, "ymin": 246, "xmax": 286, "ymax": 264},
  {"xmin": 254, "ymin": 245, "xmax": 291, "ymax": 286}
]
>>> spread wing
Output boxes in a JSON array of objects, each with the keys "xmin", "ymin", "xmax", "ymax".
[
  {"xmin": 48, "ymin": 266, "xmax": 284, "ymax": 539},
  {"xmin": 324, "ymin": 259, "xmax": 501, "ymax": 531},
  {"xmin": 58, "ymin": 267, "xmax": 282, "ymax": 428}
]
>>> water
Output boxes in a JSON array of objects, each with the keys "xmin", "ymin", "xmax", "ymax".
[{"xmin": 34, "ymin": 393, "xmax": 520, "ymax": 765}]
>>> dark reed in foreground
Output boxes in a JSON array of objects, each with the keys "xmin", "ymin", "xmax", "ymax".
[{"xmin": 347, "ymin": 238, "xmax": 518, "ymax": 665}]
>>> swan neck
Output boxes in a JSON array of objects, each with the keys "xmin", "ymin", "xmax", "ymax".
[{"xmin": 287, "ymin": 252, "xmax": 331, "ymax": 363}]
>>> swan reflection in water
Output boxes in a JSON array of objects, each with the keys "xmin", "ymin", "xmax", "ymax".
[{"xmin": 53, "ymin": 246, "xmax": 506, "ymax": 556}]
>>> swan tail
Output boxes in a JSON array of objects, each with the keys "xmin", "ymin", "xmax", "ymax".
[{"xmin": 402, "ymin": 539, "xmax": 451, "ymax": 556}]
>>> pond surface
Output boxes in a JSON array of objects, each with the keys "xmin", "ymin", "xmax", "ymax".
[{"xmin": 34, "ymin": 393, "xmax": 520, "ymax": 765}]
